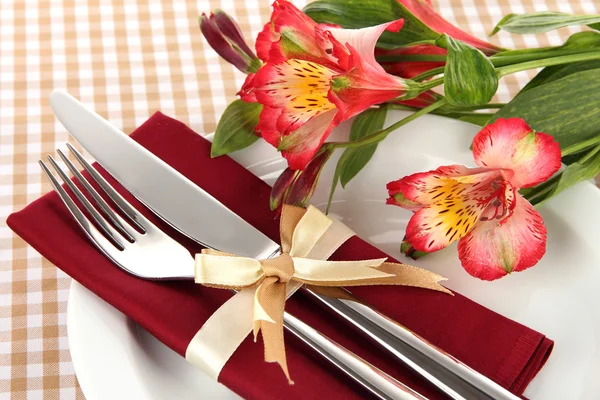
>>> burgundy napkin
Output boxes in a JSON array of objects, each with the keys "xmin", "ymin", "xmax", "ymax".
[{"xmin": 7, "ymin": 112, "xmax": 552, "ymax": 399}]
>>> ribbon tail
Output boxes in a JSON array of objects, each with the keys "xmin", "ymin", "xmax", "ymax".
[
  {"xmin": 255, "ymin": 278, "xmax": 294, "ymax": 384},
  {"xmin": 377, "ymin": 262, "xmax": 453, "ymax": 295}
]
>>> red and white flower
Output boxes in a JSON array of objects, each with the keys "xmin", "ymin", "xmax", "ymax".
[
  {"xmin": 387, "ymin": 118, "xmax": 561, "ymax": 280},
  {"xmin": 242, "ymin": 0, "xmax": 412, "ymax": 170}
]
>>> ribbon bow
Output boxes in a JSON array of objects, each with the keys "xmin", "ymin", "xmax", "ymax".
[{"xmin": 194, "ymin": 205, "xmax": 450, "ymax": 382}]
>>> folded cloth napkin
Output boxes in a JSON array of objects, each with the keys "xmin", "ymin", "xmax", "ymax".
[{"xmin": 8, "ymin": 112, "xmax": 553, "ymax": 399}]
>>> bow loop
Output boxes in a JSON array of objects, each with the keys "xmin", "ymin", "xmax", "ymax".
[{"xmin": 190, "ymin": 205, "xmax": 451, "ymax": 383}]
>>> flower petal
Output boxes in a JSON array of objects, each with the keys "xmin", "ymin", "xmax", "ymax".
[
  {"xmin": 458, "ymin": 194, "xmax": 547, "ymax": 280},
  {"xmin": 388, "ymin": 165, "xmax": 493, "ymax": 204},
  {"xmin": 277, "ymin": 110, "xmax": 337, "ymax": 170},
  {"xmin": 472, "ymin": 118, "xmax": 562, "ymax": 188},
  {"xmin": 398, "ymin": 168, "xmax": 503, "ymax": 252},
  {"xmin": 329, "ymin": 44, "xmax": 409, "ymax": 120},
  {"xmin": 238, "ymin": 73, "xmax": 257, "ymax": 103},
  {"xmin": 326, "ymin": 19, "xmax": 404, "ymax": 71},
  {"xmin": 253, "ymin": 59, "xmax": 337, "ymax": 134},
  {"xmin": 386, "ymin": 191, "xmax": 423, "ymax": 211},
  {"xmin": 405, "ymin": 200, "xmax": 483, "ymax": 253},
  {"xmin": 256, "ymin": 0, "xmax": 340, "ymax": 68}
]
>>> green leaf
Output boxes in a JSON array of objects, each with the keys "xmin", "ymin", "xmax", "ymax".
[
  {"xmin": 520, "ymin": 59, "xmax": 600, "ymax": 93},
  {"xmin": 523, "ymin": 145, "xmax": 600, "ymax": 206},
  {"xmin": 303, "ymin": 0, "xmax": 439, "ymax": 49},
  {"xmin": 491, "ymin": 69, "xmax": 600, "ymax": 153},
  {"xmin": 442, "ymin": 35, "xmax": 498, "ymax": 107},
  {"xmin": 491, "ymin": 11, "xmax": 600, "ymax": 35},
  {"xmin": 211, "ymin": 100, "xmax": 262, "ymax": 158},
  {"xmin": 325, "ymin": 106, "xmax": 388, "ymax": 213},
  {"xmin": 341, "ymin": 106, "xmax": 389, "ymax": 186}
]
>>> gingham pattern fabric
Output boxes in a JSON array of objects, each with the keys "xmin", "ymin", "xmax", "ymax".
[{"xmin": 1, "ymin": 0, "xmax": 598, "ymax": 398}]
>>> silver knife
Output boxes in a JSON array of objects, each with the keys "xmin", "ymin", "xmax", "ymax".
[{"xmin": 50, "ymin": 90, "xmax": 520, "ymax": 400}]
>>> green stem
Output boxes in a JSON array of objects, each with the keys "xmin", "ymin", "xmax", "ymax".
[
  {"xmin": 327, "ymin": 99, "xmax": 448, "ymax": 150},
  {"xmin": 387, "ymin": 103, "xmax": 496, "ymax": 116},
  {"xmin": 417, "ymin": 77, "xmax": 444, "ymax": 92},
  {"xmin": 561, "ymin": 135, "xmax": 600, "ymax": 157},
  {"xmin": 444, "ymin": 103, "xmax": 506, "ymax": 111},
  {"xmin": 438, "ymin": 111, "xmax": 496, "ymax": 118},
  {"xmin": 376, "ymin": 54, "xmax": 447, "ymax": 63},
  {"xmin": 496, "ymin": 51, "xmax": 600, "ymax": 77},
  {"xmin": 376, "ymin": 46, "xmax": 600, "ymax": 67},
  {"xmin": 412, "ymin": 66, "xmax": 445, "ymax": 82},
  {"xmin": 491, "ymin": 47, "xmax": 599, "ymax": 67}
]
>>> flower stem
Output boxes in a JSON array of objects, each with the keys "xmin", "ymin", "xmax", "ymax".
[
  {"xmin": 496, "ymin": 51, "xmax": 600, "ymax": 77},
  {"xmin": 376, "ymin": 54, "xmax": 447, "ymax": 63},
  {"xmin": 444, "ymin": 103, "xmax": 506, "ymax": 111},
  {"xmin": 412, "ymin": 66, "xmax": 445, "ymax": 82},
  {"xmin": 417, "ymin": 77, "xmax": 445, "ymax": 92},
  {"xmin": 376, "ymin": 47, "xmax": 600, "ymax": 67},
  {"xmin": 491, "ymin": 47, "xmax": 599, "ymax": 67},
  {"xmin": 327, "ymin": 99, "xmax": 448, "ymax": 150}
]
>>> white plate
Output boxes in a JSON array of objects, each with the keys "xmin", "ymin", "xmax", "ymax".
[{"xmin": 68, "ymin": 110, "xmax": 600, "ymax": 399}]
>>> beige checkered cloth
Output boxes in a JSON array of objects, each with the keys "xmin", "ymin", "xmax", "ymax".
[{"xmin": 1, "ymin": 0, "xmax": 598, "ymax": 398}]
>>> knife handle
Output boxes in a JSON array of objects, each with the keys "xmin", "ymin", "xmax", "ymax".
[
  {"xmin": 302, "ymin": 287, "xmax": 520, "ymax": 400},
  {"xmin": 282, "ymin": 311, "xmax": 426, "ymax": 400}
]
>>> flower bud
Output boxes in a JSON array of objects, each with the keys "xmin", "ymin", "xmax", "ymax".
[
  {"xmin": 270, "ymin": 168, "xmax": 300, "ymax": 211},
  {"xmin": 286, "ymin": 149, "xmax": 333, "ymax": 207},
  {"xmin": 199, "ymin": 11, "xmax": 261, "ymax": 74},
  {"xmin": 400, "ymin": 239, "xmax": 430, "ymax": 260},
  {"xmin": 212, "ymin": 10, "xmax": 256, "ymax": 62}
]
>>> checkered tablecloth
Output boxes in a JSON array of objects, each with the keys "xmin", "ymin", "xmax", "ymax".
[{"xmin": 1, "ymin": 0, "xmax": 598, "ymax": 398}]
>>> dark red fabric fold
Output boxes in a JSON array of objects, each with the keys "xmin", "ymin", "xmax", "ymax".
[{"xmin": 7, "ymin": 112, "xmax": 552, "ymax": 399}]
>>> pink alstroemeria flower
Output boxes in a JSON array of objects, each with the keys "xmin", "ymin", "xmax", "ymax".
[
  {"xmin": 387, "ymin": 118, "xmax": 562, "ymax": 280},
  {"xmin": 242, "ymin": 0, "xmax": 412, "ymax": 170}
]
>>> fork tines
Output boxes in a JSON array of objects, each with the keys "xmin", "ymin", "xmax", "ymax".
[{"xmin": 39, "ymin": 144, "xmax": 145, "ymax": 252}]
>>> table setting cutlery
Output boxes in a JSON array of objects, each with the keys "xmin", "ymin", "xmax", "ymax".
[
  {"xmin": 40, "ymin": 143, "xmax": 428, "ymax": 400},
  {"xmin": 44, "ymin": 90, "xmax": 523, "ymax": 400},
  {"xmin": 7, "ymin": 94, "xmax": 554, "ymax": 400}
]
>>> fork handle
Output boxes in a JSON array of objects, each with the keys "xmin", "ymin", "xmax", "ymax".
[{"xmin": 282, "ymin": 311, "xmax": 426, "ymax": 400}]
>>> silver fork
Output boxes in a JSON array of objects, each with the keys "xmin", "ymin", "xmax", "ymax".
[{"xmin": 39, "ymin": 145, "xmax": 426, "ymax": 400}]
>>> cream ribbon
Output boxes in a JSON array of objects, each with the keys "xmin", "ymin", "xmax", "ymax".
[{"xmin": 185, "ymin": 205, "xmax": 450, "ymax": 383}]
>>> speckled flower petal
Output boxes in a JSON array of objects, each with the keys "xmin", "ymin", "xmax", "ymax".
[{"xmin": 457, "ymin": 194, "xmax": 547, "ymax": 280}]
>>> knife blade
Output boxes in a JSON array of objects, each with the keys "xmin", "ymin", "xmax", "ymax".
[
  {"xmin": 49, "ymin": 91, "xmax": 280, "ymax": 262},
  {"xmin": 50, "ymin": 90, "xmax": 520, "ymax": 400}
]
